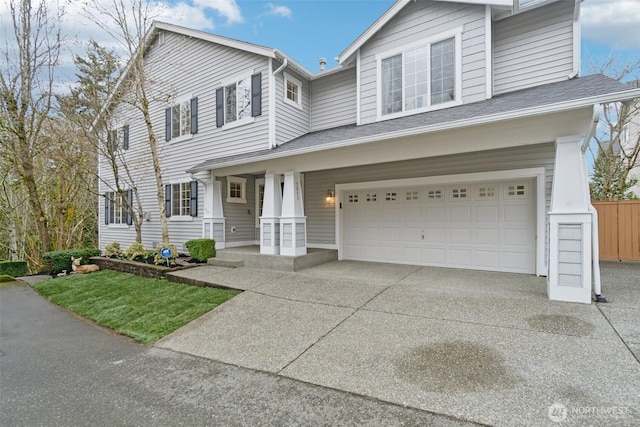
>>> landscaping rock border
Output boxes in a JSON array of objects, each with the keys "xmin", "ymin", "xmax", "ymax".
[{"xmin": 90, "ymin": 257, "xmax": 198, "ymax": 280}]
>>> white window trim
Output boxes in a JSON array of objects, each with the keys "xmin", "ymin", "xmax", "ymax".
[
  {"xmin": 283, "ymin": 72, "xmax": 302, "ymax": 109},
  {"xmin": 255, "ymin": 178, "xmax": 265, "ymax": 227},
  {"xmin": 226, "ymin": 176, "xmax": 247, "ymax": 204},
  {"xmin": 107, "ymin": 122, "xmax": 128, "ymax": 152},
  {"xmin": 170, "ymin": 94, "xmax": 193, "ymax": 142},
  {"xmin": 375, "ymin": 27, "xmax": 463, "ymax": 122},
  {"xmin": 169, "ymin": 179, "xmax": 194, "ymax": 221},
  {"xmin": 221, "ymin": 72, "xmax": 255, "ymax": 129},
  {"xmin": 105, "ymin": 190, "xmax": 130, "ymax": 227}
]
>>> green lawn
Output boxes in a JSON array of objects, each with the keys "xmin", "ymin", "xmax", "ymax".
[{"xmin": 34, "ymin": 270, "xmax": 240, "ymax": 343}]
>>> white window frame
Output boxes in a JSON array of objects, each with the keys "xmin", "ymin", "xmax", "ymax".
[
  {"xmin": 255, "ymin": 178, "xmax": 265, "ymax": 227},
  {"xmin": 222, "ymin": 73, "xmax": 255, "ymax": 130},
  {"xmin": 106, "ymin": 190, "xmax": 129, "ymax": 228},
  {"xmin": 169, "ymin": 180, "xmax": 193, "ymax": 221},
  {"xmin": 283, "ymin": 72, "xmax": 302, "ymax": 109},
  {"xmin": 376, "ymin": 27, "xmax": 462, "ymax": 121},
  {"xmin": 226, "ymin": 176, "xmax": 247, "ymax": 204},
  {"xmin": 170, "ymin": 94, "xmax": 193, "ymax": 143},
  {"xmin": 107, "ymin": 123, "xmax": 128, "ymax": 152}
]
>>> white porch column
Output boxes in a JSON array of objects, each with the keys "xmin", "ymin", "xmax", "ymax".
[
  {"xmin": 280, "ymin": 171, "xmax": 307, "ymax": 256},
  {"xmin": 194, "ymin": 171, "xmax": 226, "ymax": 249},
  {"xmin": 548, "ymin": 136, "xmax": 592, "ymax": 303},
  {"xmin": 260, "ymin": 173, "xmax": 282, "ymax": 254}
]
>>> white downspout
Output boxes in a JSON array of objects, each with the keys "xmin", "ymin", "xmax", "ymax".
[{"xmin": 269, "ymin": 57, "xmax": 288, "ymax": 148}]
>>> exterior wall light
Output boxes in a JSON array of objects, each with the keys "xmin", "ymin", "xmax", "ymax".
[{"xmin": 325, "ymin": 190, "xmax": 335, "ymax": 202}]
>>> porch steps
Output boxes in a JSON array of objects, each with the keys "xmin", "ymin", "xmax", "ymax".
[{"xmin": 211, "ymin": 246, "xmax": 338, "ymax": 272}]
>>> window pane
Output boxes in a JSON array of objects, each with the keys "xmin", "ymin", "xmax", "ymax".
[
  {"xmin": 181, "ymin": 101, "xmax": 190, "ymax": 136},
  {"xmin": 431, "ymin": 38, "xmax": 455, "ymax": 105},
  {"xmin": 404, "ymin": 46, "xmax": 428, "ymax": 111},
  {"xmin": 237, "ymin": 78, "xmax": 251, "ymax": 120},
  {"xmin": 172, "ymin": 105, "xmax": 180, "ymax": 138},
  {"xmin": 225, "ymin": 84, "xmax": 237, "ymax": 123},
  {"xmin": 172, "ymin": 184, "xmax": 180, "ymax": 215},
  {"xmin": 286, "ymin": 80, "xmax": 298, "ymax": 103},
  {"xmin": 382, "ymin": 54, "xmax": 402, "ymax": 115},
  {"xmin": 181, "ymin": 182, "xmax": 190, "ymax": 216}
]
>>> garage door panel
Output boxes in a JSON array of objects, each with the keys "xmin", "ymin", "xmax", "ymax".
[
  {"xmin": 476, "ymin": 228, "xmax": 500, "ymax": 245},
  {"xmin": 449, "ymin": 206, "xmax": 472, "ymax": 222},
  {"xmin": 449, "ymin": 228, "xmax": 471, "ymax": 244},
  {"xmin": 476, "ymin": 205, "xmax": 499, "ymax": 222},
  {"xmin": 343, "ymin": 179, "xmax": 536, "ymax": 274},
  {"xmin": 475, "ymin": 250, "xmax": 501, "ymax": 269}
]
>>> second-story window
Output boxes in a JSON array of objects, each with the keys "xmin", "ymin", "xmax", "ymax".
[
  {"xmin": 283, "ymin": 72, "xmax": 302, "ymax": 109},
  {"xmin": 379, "ymin": 33, "xmax": 459, "ymax": 118},
  {"xmin": 216, "ymin": 72, "xmax": 262, "ymax": 128},
  {"xmin": 107, "ymin": 125, "xmax": 129, "ymax": 151},
  {"xmin": 165, "ymin": 96, "xmax": 198, "ymax": 141}
]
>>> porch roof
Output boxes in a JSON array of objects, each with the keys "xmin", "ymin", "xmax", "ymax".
[{"xmin": 188, "ymin": 74, "xmax": 640, "ymax": 173}]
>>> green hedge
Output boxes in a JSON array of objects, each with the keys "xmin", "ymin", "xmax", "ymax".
[
  {"xmin": 43, "ymin": 249, "xmax": 102, "ymax": 275},
  {"xmin": 0, "ymin": 261, "xmax": 28, "ymax": 278},
  {"xmin": 185, "ymin": 238, "xmax": 216, "ymax": 262}
]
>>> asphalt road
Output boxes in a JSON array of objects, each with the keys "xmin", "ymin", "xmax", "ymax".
[{"xmin": 0, "ymin": 281, "xmax": 474, "ymax": 427}]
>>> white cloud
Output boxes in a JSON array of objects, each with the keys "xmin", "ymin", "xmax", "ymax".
[
  {"xmin": 581, "ymin": 0, "xmax": 640, "ymax": 49},
  {"xmin": 265, "ymin": 3, "xmax": 292, "ymax": 19},
  {"xmin": 193, "ymin": 0, "xmax": 243, "ymax": 24}
]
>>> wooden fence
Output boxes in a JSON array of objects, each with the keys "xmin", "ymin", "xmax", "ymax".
[{"xmin": 592, "ymin": 200, "xmax": 640, "ymax": 261}]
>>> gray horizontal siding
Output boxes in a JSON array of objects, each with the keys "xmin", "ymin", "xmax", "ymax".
[
  {"xmin": 304, "ymin": 143, "xmax": 555, "ymax": 245},
  {"xmin": 275, "ymin": 66, "xmax": 310, "ymax": 146},
  {"xmin": 310, "ymin": 68, "xmax": 357, "ymax": 131},
  {"xmin": 219, "ymin": 175, "xmax": 257, "ymax": 243},
  {"xmin": 99, "ymin": 30, "xmax": 271, "ymax": 250},
  {"xmin": 493, "ymin": 1, "xmax": 574, "ymax": 95},
  {"xmin": 359, "ymin": 1, "xmax": 486, "ymax": 124}
]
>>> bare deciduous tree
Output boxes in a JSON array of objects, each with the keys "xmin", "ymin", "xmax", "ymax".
[
  {"xmin": 0, "ymin": 0, "xmax": 63, "ymax": 262},
  {"xmin": 84, "ymin": 0, "xmax": 172, "ymax": 244}
]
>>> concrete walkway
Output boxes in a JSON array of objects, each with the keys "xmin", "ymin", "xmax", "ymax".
[{"xmin": 158, "ymin": 261, "xmax": 640, "ymax": 426}]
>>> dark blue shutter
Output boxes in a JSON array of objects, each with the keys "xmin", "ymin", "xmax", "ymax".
[
  {"xmin": 251, "ymin": 73, "xmax": 262, "ymax": 117},
  {"xmin": 216, "ymin": 88, "xmax": 224, "ymax": 127},
  {"xmin": 165, "ymin": 108, "xmax": 171, "ymax": 141},
  {"xmin": 123, "ymin": 125, "xmax": 129, "ymax": 150},
  {"xmin": 190, "ymin": 97, "xmax": 198, "ymax": 134},
  {"xmin": 104, "ymin": 194, "xmax": 110, "ymax": 225},
  {"xmin": 190, "ymin": 180, "xmax": 198, "ymax": 217},
  {"xmin": 126, "ymin": 189, "xmax": 133, "ymax": 225},
  {"xmin": 165, "ymin": 184, "xmax": 172, "ymax": 217}
]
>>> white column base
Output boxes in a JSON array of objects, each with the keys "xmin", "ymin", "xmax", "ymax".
[
  {"xmin": 547, "ymin": 212, "xmax": 592, "ymax": 304},
  {"xmin": 280, "ymin": 217, "xmax": 307, "ymax": 257},
  {"xmin": 203, "ymin": 217, "xmax": 226, "ymax": 249},
  {"xmin": 260, "ymin": 217, "xmax": 280, "ymax": 255}
]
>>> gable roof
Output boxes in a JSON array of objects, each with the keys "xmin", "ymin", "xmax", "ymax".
[
  {"xmin": 188, "ymin": 74, "xmax": 640, "ymax": 173},
  {"xmin": 337, "ymin": 0, "xmax": 512, "ymax": 66}
]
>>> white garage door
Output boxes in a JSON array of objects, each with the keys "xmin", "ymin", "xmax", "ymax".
[{"xmin": 343, "ymin": 179, "xmax": 536, "ymax": 273}]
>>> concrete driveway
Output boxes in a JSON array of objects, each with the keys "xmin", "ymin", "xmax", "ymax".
[{"xmin": 158, "ymin": 261, "xmax": 640, "ymax": 426}]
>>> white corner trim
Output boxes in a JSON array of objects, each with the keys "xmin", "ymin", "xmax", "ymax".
[
  {"xmin": 356, "ymin": 49, "xmax": 361, "ymax": 126},
  {"xmin": 485, "ymin": 5, "xmax": 493, "ymax": 100}
]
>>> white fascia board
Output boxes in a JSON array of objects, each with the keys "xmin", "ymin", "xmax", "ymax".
[
  {"xmin": 436, "ymin": 0, "xmax": 511, "ymax": 5},
  {"xmin": 154, "ymin": 21, "xmax": 277, "ymax": 58},
  {"xmin": 190, "ymin": 87, "xmax": 640, "ymax": 172},
  {"xmin": 337, "ymin": 0, "xmax": 410, "ymax": 65},
  {"xmin": 273, "ymin": 49, "xmax": 313, "ymax": 79}
]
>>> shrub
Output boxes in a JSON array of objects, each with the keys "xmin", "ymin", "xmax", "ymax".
[
  {"xmin": 125, "ymin": 242, "xmax": 148, "ymax": 261},
  {"xmin": 43, "ymin": 249, "xmax": 101, "ymax": 275},
  {"xmin": 0, "ymin": 274, "xmax": 16, "ymax": 282},
  {"xmin": 0, "ymin": 260, "xmax": 28, "ymax": 277},
  {"xmin": 154, "ymin": 244, "xmax": 178, "ymax": 266},
  {"xmin": 105, "ymin": 241, "xmax": 124, "ymax": 258},
  {"xmin": 185, "ymin": 238, "xmax": 216, "ymax": 262}
]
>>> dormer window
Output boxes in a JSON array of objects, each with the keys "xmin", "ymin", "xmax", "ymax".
[{"xmin": 377, "ymin": 30, "xmax": 461, "ymax": 120}]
